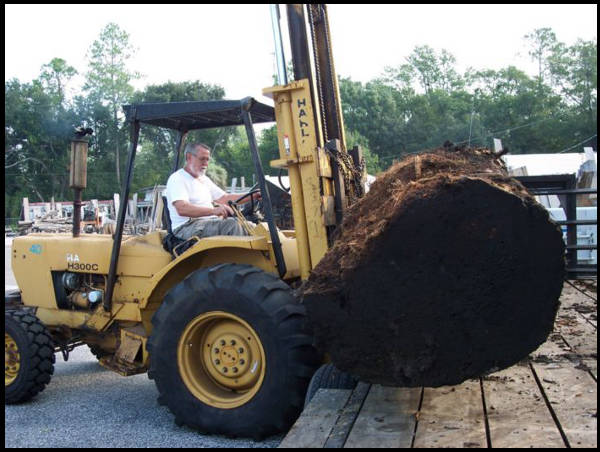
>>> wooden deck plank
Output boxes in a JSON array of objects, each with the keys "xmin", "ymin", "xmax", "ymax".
[
  {"xmin": 278, "ymin": 282, "xmax": 596, "ymax": 449},
  {"xmin": 324, "ymin": 382, "xmax": 371, "ymax": 448},
  {"xmin": 278, "ymin": 389, "xmax": 351, "ymax": 448},
  {"xmin": 559, "ymin": 283, "xmax": 597, "ymax": 328},
  {"xmin": 581, "ymin": 359, "xmax": 597, "ymax": 380},
  {"xmin": 412, "ymin": 379, "xmax": 486, "ymax": 448},
  {"xmin": 559, "ymin": 318, "xmax": 597, "ymax": 358},
  {"xmin": 344, "ymin": 385, "xmax": 421, "ymax": 448},
  {"xmin": 531, "ymin": 361, "xmax": 597, "ymax": 448},
  {"xmin": 531, "ymin": 332, "xmax": 572, "ymax": 360},
  {"xmin": 482, "ymin": 363, "xmax": 565, "ymax": 448}
]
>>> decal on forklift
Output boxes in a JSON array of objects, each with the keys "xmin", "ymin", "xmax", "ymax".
[
  {"xmin": 66, "ymin": 253, "xmax": 99, "ymax": 271},
  {"xmin": 67, "ymin": 253, "xmax": 80, "ymax": 263},
  {"xmin": 29, "ymin": 244, "xmax": 42, "ymax": 254},
  {"xmin": 297, "ymin": 98, "xmax": 310, "ymax": 138}
]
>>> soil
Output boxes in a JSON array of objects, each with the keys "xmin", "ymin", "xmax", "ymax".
[{"xmin": 302, "ymin": 145, "xmax": 566, "ymax": 387}]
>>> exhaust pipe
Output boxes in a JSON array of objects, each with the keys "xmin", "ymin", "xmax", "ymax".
[{"xmin": 70, "ymin": 128, "xmax": 92, "ymax": 237}]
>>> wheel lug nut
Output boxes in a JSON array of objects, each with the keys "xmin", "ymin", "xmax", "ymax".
[
  {"xmin": 239, "ymin": 359, "xmax": 245, "ymax": 365},
  {"xmin": 230, "ymin": 339, "xmax": 236, "ymax": 346},
  {"xmin": 220, "ymin": 340, "xmax": 226, "ymax": 346},
  {"xmin": 232, "ymin": 367, "xmax": 238, "ymax": 373},
  {"xmin": 238, "ymin": 348, "xmax": 244, "ymax": 354},
  {"xmin": 214, "ymin": 348, "xmax": 219, "ymax": 354},
  {"xmin": 222, "ymin": 367, "xmax": 228, "ymax": 373},
  {"xmin": 215, "ymin": 359, "xmax": 220, "ymax": 365}
]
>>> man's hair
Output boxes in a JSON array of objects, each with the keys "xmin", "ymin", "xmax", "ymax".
[{"xmin": 184, "ymin": 143, "xmax": 211, "ymax": 157}]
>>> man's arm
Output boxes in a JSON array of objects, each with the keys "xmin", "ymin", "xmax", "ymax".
[
  {"xmin": 214, "ymin": 190, "xmax": 261, "ymax": 205},
  {"xmin": 172, "ymin": 200, "xmax": 231, "ymax": 218}
]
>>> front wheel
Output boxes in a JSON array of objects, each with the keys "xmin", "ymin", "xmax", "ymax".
[
  {"xmin": 5, "ymin": 310, "xmax": 55, "ymax": 404},
  {"xmin": 147, "ymin": 264, "xmax": 320, "ymax": 439}
]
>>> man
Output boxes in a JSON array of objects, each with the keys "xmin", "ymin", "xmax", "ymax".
[{"xmin": 165, "ymin": 143, "xmax": 258, "ymax": 240}]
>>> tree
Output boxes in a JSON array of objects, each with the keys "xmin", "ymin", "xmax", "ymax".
[
  {"xmin": 128, "ymin": 80, "xmax": 235, "ymax": 193},
  {"xmin": 5, "ymin": 25, "xmax": 596, "ymax": 221},
  {"xmin": 5, "ymin": 77, "xmax": 79, "ymax": 217},
  {"xmin": 39, "ymin": 58, "xmax": 78, "ymax": 107},
  {"xmin": 386, "ymin": 45, "xmax": 464, "ymax": 96},
  {"xmin": 206, "ymin": 160, "xmax": 228, "ymax": 189},
  {"xmin": 84, "ymin": 23, "xmax": 141, "ymax": 191},
  {"xmin": 257, "ymin": 125, "xmax": 282, "ymax": 176},
  {"xmin": 213, "ymin": 128, "xmax": 256, "ymax": 185},
  {"xmin": 470, "ymin": 66, "xmax": 569, "ymax": 153},
  {"xmin": 339, "ymin": 77, "xmax": 408, "ymax": 162},
  {"xmin": 549, "ymin": 39, "xmax": 597, "ymax": 118},
  {"xmin": 524, "ymin": 28, "xmax": 560, "ymax": 85},
  {"xmin": 345, "ymin": 129, "xmax": 381, "ymax": 174}
]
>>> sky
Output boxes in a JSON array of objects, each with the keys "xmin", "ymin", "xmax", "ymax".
[{"xmin": 5, "ymin": 3, "xmax": 598, "ymax": 106}]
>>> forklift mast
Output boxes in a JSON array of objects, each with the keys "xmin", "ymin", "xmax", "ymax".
[{"xmin": 264, "ymin": 4, "xmax": 364, "ymax": 280}]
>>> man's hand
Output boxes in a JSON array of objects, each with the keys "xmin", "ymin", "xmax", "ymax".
[{"xmin": 214, "ymin": 204, "xmax": 234, "ymax": 218}]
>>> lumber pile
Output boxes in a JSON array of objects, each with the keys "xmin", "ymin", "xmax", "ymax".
[
  {"xmin": 18, "ymin": 210, "xmax": 73, "ymax": 234},
  {"xmin": 302, "ymin": 144, "xmax": 566, "ymax": 387}
]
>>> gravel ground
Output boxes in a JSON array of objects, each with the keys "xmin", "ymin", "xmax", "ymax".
[
  {"xmin": 4, "ymin": 347, "xmax": 284, "ymax": 448},
  {"xmin": 4, "ymin": 240, "xmax": 283, "ymax": 448}
]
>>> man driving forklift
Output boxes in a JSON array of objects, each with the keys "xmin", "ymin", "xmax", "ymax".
[{"xmin": 166, "ymin": 142, "xmax": 260, "ymax": 240}]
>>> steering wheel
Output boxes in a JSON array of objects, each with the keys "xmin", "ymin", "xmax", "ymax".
[{"xmin": 229, "ymin": 189, "xmax": 263, "ymax": 221}]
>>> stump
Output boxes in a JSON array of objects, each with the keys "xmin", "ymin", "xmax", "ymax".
[{"xmin": 302, "ymin": 146, "xmax": 565, "ymax": 387}]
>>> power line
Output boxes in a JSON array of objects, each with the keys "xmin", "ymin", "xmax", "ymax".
[
  {"xmin": 454, "ymin": 116, "xmax": 559, "ymax": 147},
  {"xmin": 557, "ymin": 134, "xmax": 597, "ymax": 153},
  {"xmin": 374, "ymin": 115, "xmax": 561, "ymax": 163},
  {"xmin": 372, "ymin": 114, "xmax": 594, "ymax": 163}
]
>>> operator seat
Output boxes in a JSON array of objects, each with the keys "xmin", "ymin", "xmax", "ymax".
[{"xmin": 161, "ymin": 195, "xmax": 196, "ymax": 257}]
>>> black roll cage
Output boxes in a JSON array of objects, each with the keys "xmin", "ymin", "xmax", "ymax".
[{"xmin": 103, "ymin": 97, "xmax": 285, "ymax": 312}]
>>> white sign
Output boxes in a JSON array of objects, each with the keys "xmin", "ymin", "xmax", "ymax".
[
  {"xmin": 583, "ymin": 147, "xmax": 596, "ymax": 163},
  {"xmin": 493, "ymin": 138, "xmax": 503, "ymax": 152}
]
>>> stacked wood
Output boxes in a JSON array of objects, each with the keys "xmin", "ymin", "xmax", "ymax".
[{"xmin": 302, "ymin": 145, "xmax": 565, "ymax": 387}]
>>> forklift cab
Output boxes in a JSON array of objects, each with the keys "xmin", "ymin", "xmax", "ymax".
[{"xmin": 104, "ymin": 97, "xmax": 285, "ymax": 309}]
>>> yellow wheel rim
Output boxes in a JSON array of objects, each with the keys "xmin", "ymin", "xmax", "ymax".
[
  {"xmin": 177, "ymin": 311, "xmax": 266, "ymax": 409},
  {"xmin": 5, "ymin": 333, "xmax": 21, "ymax": 386}
]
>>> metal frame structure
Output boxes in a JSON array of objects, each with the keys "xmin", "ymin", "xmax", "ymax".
[
  {"xmin": 103, "ymin": 98, "xmax": 283, "ymax": 311},
  {"xmin": 517, "ymin": 174, "xmax": 597, "ymax": 280}
]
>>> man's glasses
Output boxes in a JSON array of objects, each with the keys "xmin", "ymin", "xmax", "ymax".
[{"xmin": 190, "ymin": 153, "xmax": 210, "ymax": 163}]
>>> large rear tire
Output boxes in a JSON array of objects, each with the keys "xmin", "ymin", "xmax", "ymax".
[
  {"xmin": 5, "ymin": 310, "xmax": 55, "ymax": 404},
  {"xmin": 147, "ymin": 264, "xmax": 320, "ymax": 439}
]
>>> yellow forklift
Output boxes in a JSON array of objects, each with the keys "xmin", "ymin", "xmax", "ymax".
[{"xmin": 5, "ymin": 4, "xmax": 363, "ymax": 438}]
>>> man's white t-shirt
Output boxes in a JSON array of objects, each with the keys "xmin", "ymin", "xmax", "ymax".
[{"xmin": 165, "ymin": 168, "xmax": 226, "ymax": 231}]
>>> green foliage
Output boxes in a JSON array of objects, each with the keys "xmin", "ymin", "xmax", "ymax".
[
  {"xmin": 83, "ymin": 22, "xmax": 141, "ymax": 191},
  {"xmin": 39, "ymin": 58, "xmax": 78, "ymax": 106},
  {"xmin": 525, "ymin": 28, "xmax": 560, "ymax": 84},
  {"xmin": 84, "ymin": 23, "xmax": 140, "ymax": 106},
  {"xmin": 5, "ymin": 76, "xmax": 79, "ymax": 216},
  {"xmin": 128, "ymin": 80, "xmax": 233, "ymax": 193},
  {"xmin": 5, "ymin": 24, "xmax": 597, "ymax": 221},
  {"xmin": 211, "ymin": 125, "xmax": 282, "ymax": 186},
  {"xmin": 343, "ymin": 36, "xmax": 596, "ymax": 163},
  {"xmin": 206, "ymin": 160, "xmax": 228, "ymax": 189},
  {"xmin": 257, "ymin": 126, "xmax": 281, "ymax": 175},
  {"xmin": 345, "ymin": 129, "xmax": 381, "ymax": 174}
]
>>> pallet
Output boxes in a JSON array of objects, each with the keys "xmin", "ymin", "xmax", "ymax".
[{"xmin": 280, "ymin": 282, "xmax": 597, "ymax": 448}]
